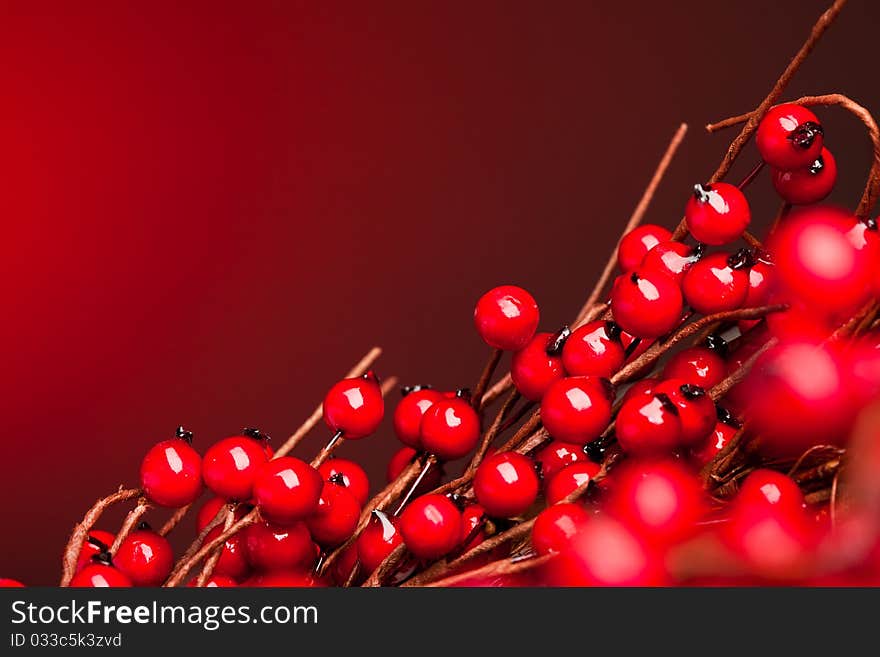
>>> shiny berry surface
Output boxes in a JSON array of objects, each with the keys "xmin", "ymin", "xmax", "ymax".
[
  {"xmin": 77, "ymin": 530, "xmax": 115, "ymax": 572},
  {"xmin": 685, "ymin": 183, "xmax": 751, "ymax": 245},
  {"xmin": 244, "ymin": 520, "xmax": 314, "ymax": 572},
  {"xmin": 640, "ymin": 240, "xmax": 699, "ymax": 282},
  {"xmin": 459, "ymin": 504, "xmax": 488, "ymax": 552},
  {"xmin": 615, "ymin": 393, "xmax": 683, "ymax": 455},
  {"xmin": 357, "ymin": 511, "xmax": 403, "ymax": 574},
  {"xmin": 654, "ymin": 380, "xmax": 716, "ymax": 447},
  {"xmin": 540, "ymin": 376, "xmax": 613, "ymax": 445},
  {"xmin": 534, "ymin": 440, "xmax": 588, "ymax": 480},
  {"xmin": 690, "ymin": 415, "xmax": 740, "ymax": 466},
  {"xmin": 474, "ymin": 285, "xmax": 540, "ymax": 351},
  {"xmin": 204, "ymin": 525, "xmax": 251, "ymax": 580},
  {"xmin": 113, "ymin": 527, "xmax": 174, "ymax": 586},
  {"xmin": 323, "ymin": 373, "xmax": 384, "ymax": 439},
  {"xmin": 511, "ymin": 331, "xmax": 566, "ymax": 401},
  {"xmin": 419, "ymin": 396, "xmax": 481, "ymax": 461},
  {"xmin": 662, "ymin": 346, "xmax": 726, "ymax": 389},
  {"xmin": 196, "ymin": 497, "xmax": 227, "ymax": 532},
  {"xmin": 545, "ymin": 461, "xmax": 602, "ymax": 504},
  {"xmin": 140, "ymin": 437, "xmax": 202, "ymax": 508},
  {"xmin": 611, "ymin": 269, "xmax": 684, "ymax": 338},
  {"xmin": 756, "ymin": 103, "xmax": 824, "ymax": 170},
  {"xmin": 772, "ymin": 147, "xmax": 837, "ymax": 205},
  {"xmin": 70, "ymin": 562, "xmax": 132, "ymax": 588},
  {"xmin": 392, "ymin": 387, "xmax": 444, "ymax": 448},
  {"xmin": 617, "ymin": 224, "xmax": 672, "ymax": 272},
  {"xmin": 399, "ymin": 494, "xmax": 462, "ymax": 560},
  {"xmin": 253, "ymin": 457, "xmax": 323, "ymax": 524},
  {"xmin": 474, "ymin": 452, "xmax": 540, "ymax": 518},
  {"xmin": 202, "ymin": 434, "xmax": 268, "ymax": 501},
  {"xmin": 318, "ymin": 458, "xmax": 370, "ymax": 506},
  {"xmin": 532, "ymin": 503, "xmax": 591, "ymax": 556},
  {"xmin": 561, "ymin": 321, "xmax": 625, "ymax": 378},
  {"xmin": 682, "ymin": 251, "xmax": 750, "ymax": 315},
  {"xmin": 306, "ymin": 482, "xmax": 361, "ymax": 547},
  {"xmin": 735, "ymin": 469, "xmax": 805, "ymax": 515}
]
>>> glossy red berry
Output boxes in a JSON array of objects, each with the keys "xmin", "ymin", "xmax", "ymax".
[
  {"xmin": 77, "ymin": 530, "xmax": 116, "ymax": 572},
  {"xmin": 772, "ymin": 147, "xmax": 837, "ymax": 205},
  {"xmin": 561, "ymin": 321, "xmax": 625, "ymax": 378},
  {"xmin": 357, "ymin": 511, "xmax": 403, "ymax": 574},
  {"xmin": 654, "ymin": 380, "xmax": 716, "ymax": 447},
  {"xmin": 204, "ymin": 525, "xmax": 251, "ymax": 580},
  {"xmin": 196, "ymin": 497, "xmax": 228, "ymax": 533},
  {"xmin": 690, "ymin": 409, "xmax": 740, "ymax": 466},
  {"xmin": 617, "ymin": 224, "xmax": 672, "ymax": 272},
  {"xmin": 611, "ymin": 268, "xmax": 684, "ymax": 338},
  {"xmin": 640, "ymin": 240, "xmax": 701, "ymax": 283},
  {"xmin": 253, "ymin": 456, "xmax": 323, "ymax": 524},
  {"xmin": 70, "ymin": 561, "xmax": 132, "ymax": 588},
  {"xmin": 736, "ymin": 469, "xmax": 805, "ymax": 515},
  {"xmin": 306, "ymin": 482, "xmax": 361, "ymax": 547},
  {"xmin": 386, "ymin": 447, "xmax": 444, "ymax": 491},
  {"xmin": 202, "ymin": 432, "xmax": 269, "ymax": 501},
  {"xmin": 545, "ymin": 461, "xmax": 602, "ymax": 504},
  {"xmin": 540, "ymin": 376, "xmax": 613, "ymax": 445},
  {"xmin": 244, "ymin": 520, "xmax": 314, "ymax": 572},
  {"xmin": 474, "ymin": 452, "xmax": 540, "ymax": 518},
  {"xmin": 534, "ymin": 440, "xmax": 588, "ymax": 480},
  {"xmin": 139, "ymin": 428, "xmax": 202, "ymax": 508},
  {"xmin": 511, "ymin": 330, "xmax": 567, "ymax": 401},
  {"xmin": 318, "ymin": 458, "xmax": 370, "ymax": 506},
  {"xmin": 662, "ymin": 344, "xmax": 726, "ymax": 389},
  {"xmin": 474, "ymin": 285, "xmax": 540, "ymax": 351},
  {"xmin": 756, "ymin": 103, "xmax": 824, "ymax": 170},
  {"xmin": 0, "ymin": 579, "xmax": 25, "ymax": 587},
  {"xmin": 392, "ymin": 386, "xmax": 444, "ymax": 448},
  {"xmin": 419, "ymin": 395, "xmax": 481, "ymax": 461},
  {"xmin": 620, "ymin": 377, "xmax": 659, "ymax": 406},
  {"xmin": 323, "ymin": 373, "xmax": 385, "ymax": 440},
  {"xmin": 399, "ymin": 494, "xmax": 462, "ymax": 560},
  {"xmin": 682, "ymin": 250, "xmax": 751, "ymax": 315},
  {"xmin": 459, "ymin": 504, "xmax": 488, "ymax": 552},
  {"xmin": 607, "ymin": 460, "xmax": 704, "ymax": 546},
  {"xmin": 615, "ymin": 393, "xmax": 683, "ymax": 455},
  {"xmin": 113, "ymin": 525, "xmax": 174, "ymax": 586},
  {"xmin": 685, "ymin": 183, "xmax": 751, "ymax": 245},
  {"xmin": 532, "ymin": 503, "xmax": 591, "ymax": 556}
]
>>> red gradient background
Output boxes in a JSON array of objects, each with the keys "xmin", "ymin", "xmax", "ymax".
[{"xmin": 1, "ymin": 1, "xmax": 878, "ymax": 583}]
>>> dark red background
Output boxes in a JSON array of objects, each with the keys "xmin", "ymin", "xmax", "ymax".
[{"xmin": 2, "ymin": 1, "xmax": 877, "ymax": 584}]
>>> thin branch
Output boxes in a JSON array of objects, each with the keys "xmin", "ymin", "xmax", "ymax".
[
  {"xmin": 195, "ymin": 507, "xmax": 234, "ymax": 587},
  {"xmin": 158, "ymin": 503, "xmax": 192, "ymax": 537},
  {"xmin": 109, "ymin": 497, "xmax": 150, "ymax": 554}
]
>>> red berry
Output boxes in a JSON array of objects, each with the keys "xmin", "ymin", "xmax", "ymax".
[
  {"xmin": 332, "ymin": 544, "xmax": 360, "ymax": 585},
  {"xmin": 662, "ymin": 345, "xmax": 726, "ymax": 389},
  {"xmin": 611, "ymin": 269, "xmax": 684, "ymax": 338},
  {"xmin": 756, "ymin": 103, "xmax": 824, "ymax": 170},
  {"xmin": 70, "ymin": 562, "xmax": 132, "ymax": 588},
  {"xmin": 204, "ymin": 525, "xmax": 251, "ymax": 580},
  {"xmin": 357, "ymin": 511, "xmax": 403, "ymax": 574},
  {"xmin": 474, "ymin": 452, "xmax": 540, "ymax": 518},
  {"xmin": 561, "ymin": 321, "xmax": 625, "ymax": 378},
  {"xmin": 399, "ymin": 494, "xmax": 462, "ymax": 560},
  {"xmin": 202, "ymin": 433, "xmax": 268, "ymax": 501},
  {"xmin": 187, "ymin": 575, "xmax": 238, "ymax": 587},
  {"xmin": 419, "ymin": 396, "xmax": 481, "ymax": 461},
  {"xmin": 617, "ymin": 224, "xmax": 672, "ymax": 273},
  {"xmin": 392, "ymin": 386, "xmax": 444, "ymax": 448},
  {"xmin": 545, "ymin": 461, "xmax": 602, "ymax": 504},
  {"xmin": 139, "ymin": 431, "xmax": 202, "ymax": 508},
  {"xmin": 620, "ymin": 377, "xmax": 660, "ymax": 405},
  {"xmin": 540, "ymin": 376, "xmax": 613, "ymax": 445},
  {"xmin": 459, "ymin": 504, "xmax": 488, "ymax": 552},
  {"xmin": 511, "ymin": 331, "xmax": 567, "ymax": 401},
  {"xmin": 77, "ymin": 530, "xmax": 116, "ymax": 572},
  {"xmin": 318, "ymin": 458, "xmax": 370, "ymax": 506},
  {"xmin": 323, "ymin": 373, "xmax": 385, "ymax": 439},
  {"xmin": 744, "ymin": 257, "xmax": 774, "ymax": 308},
  {"xmin": 531, "ymin": 503, "xmax": 591, "ymax": 556},
  {"xmin": 735, "ymin": 469, "xmax": 805, "ymax": 515},
  {"xmin": 196, "ymin": 497, "xmax": 228, "ymax": 532},
  {"xmin": 772, "ymin": 147, "xmax": 837, "ymax": 204},
  {"xmin": 654, "ymin": 379, "xmax": 716, "ymax": 447},
  {"xmin": 113, "ymin": 526, "xmax": 174, "ymax": 586},
  {"xmin": 534, "ymin": 440, "xmax": 588, "ymax": 480},
  {"xmin": 607, "ymin": 460, "xmax": 704, "ymax": 546},
  {"xmin": 615, "ymin": 393, "xmax": 683, "ymax": 455},
  {"xmin": 385, "ymin": 447, "xmax": 443, "ymax": 492},
  {"xmin": 244, "ymin": 520, "xmax": 314, "ymax": 572},
  {"xmin": 245, "ymin": 570, "xmax": 325, "ymax": 587},
  {"xmin": 306, "ymin": 482, "xmax": 361, "ymax": 547},
  {"xmin": 682, "ymin": 251, "xmax": 750, "ymax": 315},
  {"xmin": 690, "ymin": 411, "xmax": 740, "ymax": 466},
  {"xmin": 640, "ymin": 240, "xmax": 700, "ymax": 283},
  {"xmin": 685, "ymin": 183, "xmax": 751, "ymax": 245},
  {"xmin": 0, "ymin": 579, "xmax": 25, "ymax": 587},
  {"xmin": 474, "ymin": 285, "xmax": 540, "ymax": 351},
  {"xmin": 253, "ymin": 457, "xmax": 323, "ymax": 524}
]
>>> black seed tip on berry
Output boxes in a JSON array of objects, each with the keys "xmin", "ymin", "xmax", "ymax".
[
  {"xmin": 362, "ymin": 370, "xmax": 381, "ymax": 384},
  {"xmin": 679, "ymin": 383, "xmax": 706, "ymax": 399},
  {"xmin": 693, "ymin": 183, "xmax": 712, "ymax": 203},
  {"xmin": 243, "ymin": 427, "xmax": 270, "ymax": 442},
  {"xmin": 175, "ymin": 426, "xmax": 194, "ymax": 444},
  {"xmin": 533, "ymin": 460, "xmax": 544, "ymax": 481},
  {"xmin": 623, "ymin": 336, "xmax": 642, "ymax": 359},
  {"xmin": 630, "ymin": 271, "xmax": 640, "ymax": 284},
  {"xmin": 584, "ymin": 438, "xmax": 607, "ymax": 463},
  {"xmin": 546, "ymin": 326, "xmax": 571, "ymax": 356},
  {"xmin": 705, "ymin": 333, "xmax": 729, "ymax": 356},
  {"xmin": 788, "ymin": 121, "xmax": 823, "ymax": 149},
  {"xmin": 455, "ymin": 388, "xmax": 472, "ymax": 402},
  {"xmin": 401, "ymin": 384, "xmax": 432, "ymax": 397},
  {"xmin": 863, "ymin": 217, "xmax": 878, "ymax": 232},
  {"xmin": 328, "ymin": 472, "xmax": 347, "ymax": 486},
  {"xmin": 728, "ymin": 247, "xmax": 755, "ymax": 270},
  {"xmin": 654, "ymin": 392, "xmax": 679, "ymax": 415},
  {"xmin": 91, "ymin": 550, "xmax": 113, "ymax": 566},
  {"xmin": 136, "ymin": 521, "xmax": 152, "ymax": 532},
  {"xmin": 605, "ymin": 320, "xmax": 623, "ymax": 342},
  {"xmin": 808, "ymin": 154, "xmax": 826, "ymax": 175},
  {"xmin": 448, "ymin": 492, "xmax": 467, "ymax": 512},
  {"xmin": 87, "ymin": 535, "xmax": 110, "ymax": 552},
  {"xmin": 715, "ymin": 405, "xmax": 743, "ymax": 428}
]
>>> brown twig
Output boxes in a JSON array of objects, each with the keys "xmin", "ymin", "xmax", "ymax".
[
  {"xmin": 473, "ymin": 349, "xmax": 503, "ymax": 412},
  {"xmin": 195, "ymin": 507, "xmax": 234, "ymax": 587},
  {"xmin": 158, "ymin": 503, "xmax": 192, "ymax": 537},
  {"xmin": 480, "ymin": 373, "xmax": 513, "ymax": 409},
  {"xmin": 362, "ymin": 542, "xmax": 407, "ymax": 587},
  {"xmin": 708, "ymin": 337, "xmax": 778, "ymax": 401},
  {"xmin": 426, "ymin": 553, "xmax": 555, "ymax": 588},
  {"xmin": 109, "ymin": 497, "xmax": 150, "ymax": 554},
  {"xmin": 60, "ymin": 487, "xmax": 142, "ymax": 586}
]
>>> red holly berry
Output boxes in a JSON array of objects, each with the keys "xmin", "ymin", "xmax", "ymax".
[
  {"xmin": 202, "ymin": 432, "xmax": 269, "ymax": 501},
  {"xmin": 474, "ymin": 285, "xmax": 540, "ymax": 351},
  {"xmin": 545, "ymin": 461, "xmax": 602, "ymax": 504},
  {"xmin": 253, "ymin": 457, "xmax": 323, "ymax": 524},
  {"xmin": 392, "ymin": 386, "xmax": 444, "ymax": 448},
  {"xmin": 531, "ymin": 503, "xmax": 591, "ymax": 556},
  {"xmin": 332, "ymin": 544, "xmax": 360, "ymax": 585},
  {"xmin": 318, "ymin": 458, "xmax": 370, "ymax": 506},
  {"xmin": 511, "ymin": 330, "xmax": 568, "ymax": 401},
  {"xmin": 77, "ymin": 530, "xmax": 116, "ymax": 572},
  {"xmin": 735, "ymin": 469, "xmax": 805, "ymax": 515},
  {"xmin": 70, "ymin": 561, "xmax": 132, "ymax": 588},
  {"xmin": 685, "ymin": 183, "xmax": 752, "ymax": 245},
  {"xmin": 534, "ymin": 440, "xmax": 588, "ymax": 480},
  {"xmin": 540, "ymin": 376, "xmax": 613, "ymax": 445},
  {"xmin": 756, "ymin": 103, "xmax": 824, "ymax": 171},
  {"xmin": 323, "ymin": 372, "xmax": 385, "ymax": 440},
  {"xmin": 357, "ymin": 511, "xmax": 403, "ymax": 574},
  {"xmin": 419, "ymin": 394, "xmax": 481, "ymax": 461},
  {"xmin": 620, "ymin": 377, "xmax": 660, "ymax": 405},
  {"xmin": 690, "ymin": 409, "xmax": 741, "ymax": 466},
  {"xmin": 654, "ymin": 380, "xmax": 716, "ymax": 447},
  {"xmin": 662, "ymin": 343, "xmax": 727, "ymax": 389},
  {"xmin": 474, "ymin": 452, "xmax": 540, "ymax": 518},
  {"xmin": 615, "ymin": 393, "xmax": 683, "ymax": 455},
  {"xmin": 139, "ymin": 428, "xmax": 202, "ymax": 508},
  {"xmin": 640, "ymin": 240, "xmax": 701, "ymax": 283},
  {"xmin": 611, "ymin": 268, "xmax": 684, "ymax": 338},
  {"xmin": 0, "ymin": 579, "xmax": 25, "ymax": 587},
  {"xmin": 399, "ymin": 494, "xmax": 462, "ymax": 560},
  {"xmin": 306, "ymin": 482, "xmax": 361, "ymax": 547},
  {"xmin": 204, "ymin": 525, "xmax": 251, "ymax": 580},
  {"xmin": 561, "ymin": 321, "xmax": 625, "ymax": 378},
  {"xmin": 244, "ymin": 520, "xmax": 315, "ymax": 572},
  {"xmin": 196, "ymin": 497, "xmax": 228, "ymax": 533},
  {"xmin": 682, "ymin": 250, "xmax": 751, "ymax": 315},
  {"xmin": 772, "ymin": 147, "xmax": 837, "ymax": 205},
  {"xmin": 459, "ymin": 504, "xmax": 488, "ymax": 552},
  {"xmin": 113, "ymin": 524, "xmax": 174, "ymax": 586},
  {"xmin": 617, "ymin": 224, "xmax": 672, "ymax": 272}
]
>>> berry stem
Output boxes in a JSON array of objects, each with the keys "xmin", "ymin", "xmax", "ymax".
[
  {"xmin": 158, "ymin": 503, "xmax": 193, "ymax": 537},
  {"xmin": 472, "ymin": 349, "xmax": 503, "ymax": 412},
  {"xmin": 393, "ymin": 459, "xmax": 435, "ymax": 515},
  {"xmin": 426, "ymin": 553, "xmax": 554, "ymax": 588},
  {"xmin": 108, "ymin": 496, "xmax": 150, "ymax": 555},
  {"xmin": 194, "ymin": 507, "xmax": 234, "ymax": 587}
]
